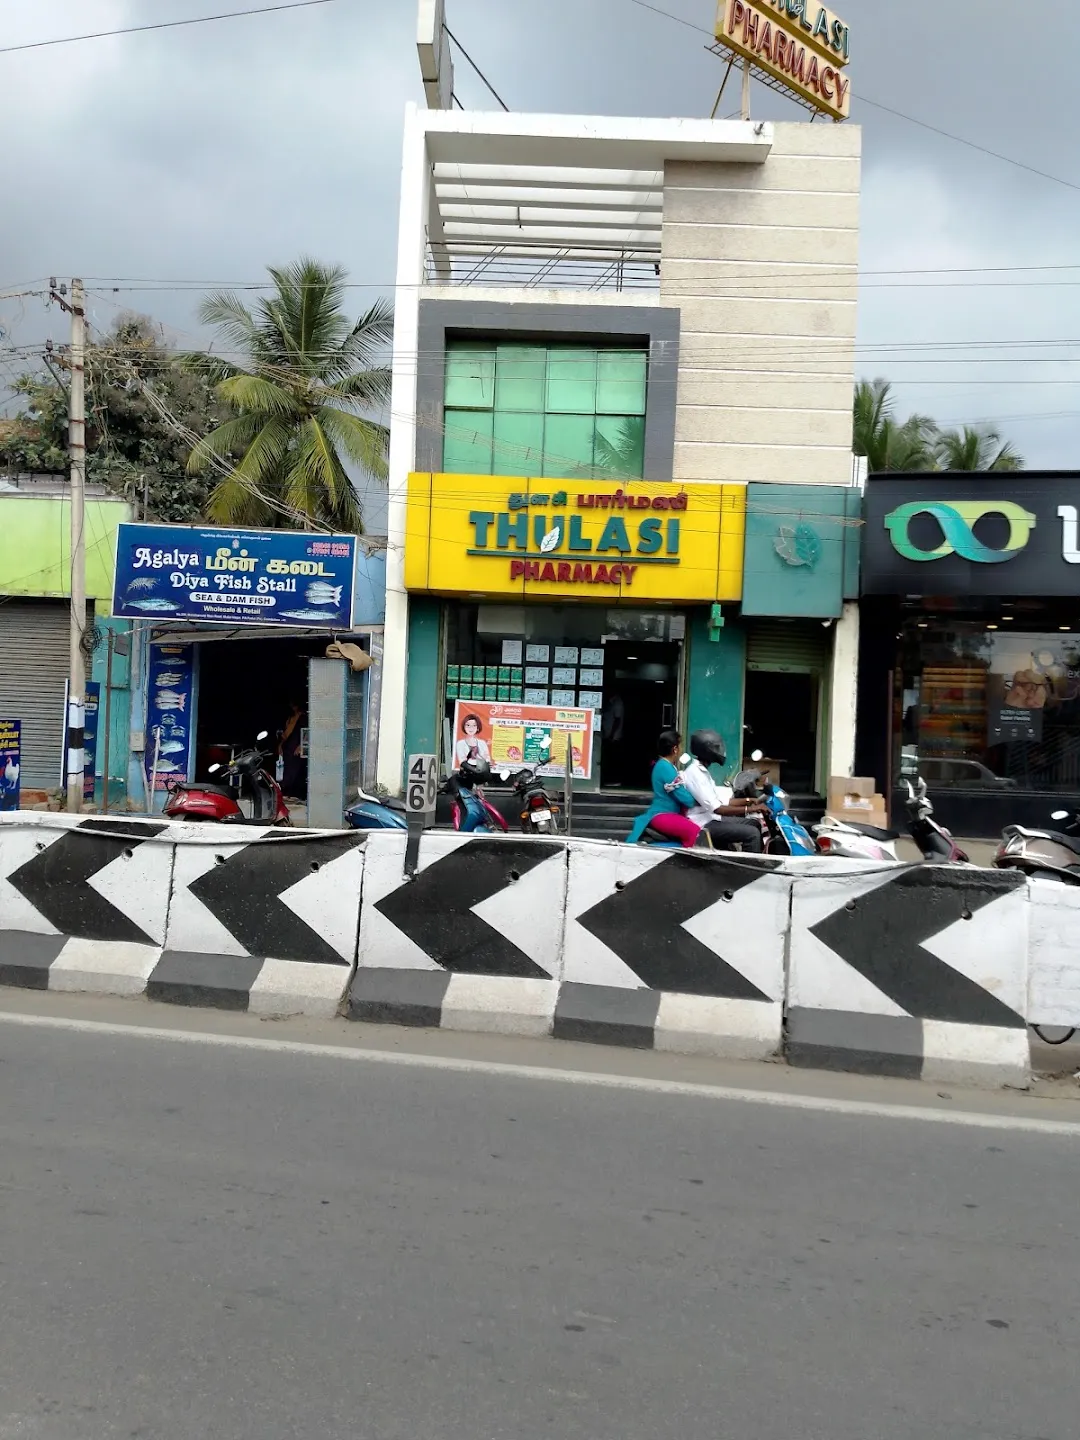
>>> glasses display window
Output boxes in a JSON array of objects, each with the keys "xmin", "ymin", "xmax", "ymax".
[{"xmin": 898, "ymin": 620, "xmax": 1080, "ymax": 792}]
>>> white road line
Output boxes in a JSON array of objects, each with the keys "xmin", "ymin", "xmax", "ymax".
[{"xmin": 2, "ymin": 1008, "xmax": 1079, "ymax": 1137}]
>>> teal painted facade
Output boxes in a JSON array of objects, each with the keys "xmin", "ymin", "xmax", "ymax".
[
  {"xmin": 685, "ymin": 609, "xmax": 746, "ymax": 775},
  {"xmin": 89, "ymin": 615, "xmax": 132, "ymax": 808},
  {"xmin": 403, "ymin": 596, "xmax": 443, "ymax": 763},
  {"xmin": 742, "ymin": 484, "xmax": 861, "ymax": 619}
]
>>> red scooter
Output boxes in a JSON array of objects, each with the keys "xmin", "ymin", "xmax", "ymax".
[{"xmin": 164, "ymin": 731, "xmax": 291, "ymax": 826}]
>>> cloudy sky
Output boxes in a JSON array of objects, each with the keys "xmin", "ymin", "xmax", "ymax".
[{"xmin": 2, "ymin": 0, "xmax": 1079, "ymax": 468}]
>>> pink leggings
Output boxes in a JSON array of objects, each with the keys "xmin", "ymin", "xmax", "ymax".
[{"xmin": 648, "ymin": 812, "xmax": 702, "ymax": 847}]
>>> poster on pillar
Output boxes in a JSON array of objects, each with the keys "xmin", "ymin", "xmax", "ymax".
[
  {"xmin": 453, "ymin": 700, "xmax": 594, "ymax": 779},
  {"xmin": 62, "ymin": 681, "xmax": 100, "ymax": 801},
  {"xmin": 406, "ymin": 474, "xmax": 746, "ymax": 604},
  {"xmin": 145, "ymin": 645, "xmax": 195, "ymax": 790}
]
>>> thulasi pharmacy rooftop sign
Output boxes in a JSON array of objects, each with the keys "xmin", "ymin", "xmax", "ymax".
[
  {"xmin": 405, "ymin": 474, "xmax": 747, "ymax": 604},
  {"xmin": 715, "ymin": 0, "xmax": 852, "ymax": 121}
]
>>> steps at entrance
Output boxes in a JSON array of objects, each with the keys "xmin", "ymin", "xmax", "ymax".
[{"xmin": 567, "ymin": 789, "xmax": 826, "ymax": 843}]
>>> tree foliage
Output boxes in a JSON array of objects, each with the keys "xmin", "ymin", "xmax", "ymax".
[
  {"xmin": 853, "ymin": 378, "xmax": 1024, "ymax": 473},
  {"xmin": 0, "ymin": 315, "xmax": 224, "ymax": 522},
  {"xmin": 184, "ymin": 258, "xmax": 392, "ymax": 531}
]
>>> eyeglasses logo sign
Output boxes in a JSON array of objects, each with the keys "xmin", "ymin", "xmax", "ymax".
[{"xmin": 884, "ymin": 501, "xmax": 1037, "ymax": 564}]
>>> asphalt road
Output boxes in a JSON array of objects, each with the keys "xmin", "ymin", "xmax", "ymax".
[{"xmin": 1, "ymin": 1004, "xmax": 1077, "ymax": 1440}]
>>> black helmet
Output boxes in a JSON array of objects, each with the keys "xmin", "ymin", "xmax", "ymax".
[
  {"xmin": 458, "ymin": 755, "xmax": 491, "ymax": 787},
  {"xmin": 690, "ymin": 729, "xmax": 727, "ymax": 769}
]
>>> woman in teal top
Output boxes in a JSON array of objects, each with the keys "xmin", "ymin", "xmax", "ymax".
[{"xmin": 627, "ymin": 730, "xmax": 702, "ymax": 846}]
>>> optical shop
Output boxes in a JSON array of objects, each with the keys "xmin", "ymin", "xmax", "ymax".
[
  {"xmin": 404, "ymin": 474, "xmax": 861, "ymax": 794},
  {"xmin": 857, "ymin": 473, "xmax": 1080, "ymax": 837}
]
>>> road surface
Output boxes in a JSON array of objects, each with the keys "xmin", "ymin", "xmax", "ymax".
[{"xmin": 0, "ymin": 994, "xmax": 1076, "ymax": 1440}]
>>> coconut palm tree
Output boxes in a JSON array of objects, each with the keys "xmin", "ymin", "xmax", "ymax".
[
  {"xmin": 185, "ymin": 258, "xmax": 392, "ymax": 530},
  {"xmin": 935, "ymin": 424, "xmax": 1023, "ymax": 473},
  {"xmin": 853, "ymin": 378, "xmax": 938, "ymax": 473}
]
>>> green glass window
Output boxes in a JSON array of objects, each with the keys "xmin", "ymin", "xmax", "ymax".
[{"xmin": 443, "ymin": 341, "xmax": 648, "ymax": 480}]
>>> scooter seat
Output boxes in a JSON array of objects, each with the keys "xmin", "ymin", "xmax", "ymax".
[
  {"xmin": 830, "ymin": 820, "xmax": 900, "ymax": 842},
  {"xmin": 180, "ymin": 782, "xmax": 235, "ymax": 799},
  {"xmin": 1009, "ymin": 825, "xmax": 1080, "ymax": 859}
]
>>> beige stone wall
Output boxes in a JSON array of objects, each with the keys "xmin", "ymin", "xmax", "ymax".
[{"xmin": 661, "ymin": 122, "xmax": 861, "ymax": 486}]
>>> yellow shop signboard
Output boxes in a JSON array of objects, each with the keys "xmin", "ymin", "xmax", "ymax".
[{"xmin": 405, "ymin": 474, "xmax": 746, "ymax": 603}]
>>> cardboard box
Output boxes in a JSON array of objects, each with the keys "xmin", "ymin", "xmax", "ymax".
[{"xmin": 827, "ymin": 782, "xmax": 889, "ymax": 830}]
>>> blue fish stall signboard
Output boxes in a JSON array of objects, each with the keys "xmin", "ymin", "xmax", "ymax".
[{"xmin": 112, "ymin": 523, "xmax": 357, "ymax": 629}]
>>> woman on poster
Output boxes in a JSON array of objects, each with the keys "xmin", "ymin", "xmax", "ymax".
[{"xmin": 455, "ymin": 712, "xmax": 492, "ymax": 766}]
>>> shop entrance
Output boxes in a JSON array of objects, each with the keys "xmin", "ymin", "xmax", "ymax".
[
  {"xmin": 600, "ymin": 641, "xmax": 681, "ymax": 790},
  {"xmin": 193, "ymin": 637, "xmax": 329, "ymax": 799},
  {"xmin": 743, "ymin": 671, "xmax": 819, "ymax": 795}
]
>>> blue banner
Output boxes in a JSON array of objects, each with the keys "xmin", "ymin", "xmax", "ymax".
[
  {"xmin": 112, "ymin": 523, "xmax": 357, "ymax": 629},
  {"xmin": 146, "ymin": 645, "xmax": 195, "ymax": 792},
  {"xmin": 0, "ymin": 719, "xmax": 20, "ymax": 811}
]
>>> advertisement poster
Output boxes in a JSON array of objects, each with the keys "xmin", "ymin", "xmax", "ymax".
[
  {"xmin": 146, "ymin": 645, "xmax": 195, "ymax": 791},
  {"xmin": 62, "ymin": 682, "xmax": 101, "ymax": 799},
  {"xmin": 112, "ymin": 523, "xmax": 357, "ymax": 629},
  {"xmin": 453, "ymin": 700, "xmax": 594, "ymax": 779},
  {"xmin": 0, "ymin": 720, "xmax": 20, "ymax": 811},
  {"xmin": 985, "ymin": 633, "xmax": 1080, "ymax": 744}
]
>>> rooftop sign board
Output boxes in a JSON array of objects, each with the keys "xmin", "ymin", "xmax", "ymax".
[{"xmin": 715, "ymin": 0, "xmax": 852, "ymax": 121}]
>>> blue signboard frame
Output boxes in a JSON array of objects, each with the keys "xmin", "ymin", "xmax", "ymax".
[{"xmin": 112, "ymin": 523, "xmax": 357, "ymax": 629}]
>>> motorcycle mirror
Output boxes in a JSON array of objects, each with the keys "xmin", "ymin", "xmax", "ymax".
[
  {"xmin": 540, "ymin": 736, "xmax": 552, "ymax": 751},
  {"xmin": 256, "ymin": 731, "xmax": 269, "ymax": 742},
  {"xmin": 499, "ymin": 769, "xmax": 510, "ymax": 781},
  {"xmin": 751, "ymin": 749, "xmax": 764, "ymax": 762},
  {"xmin": 679, "ymin": 753, "xmax": 691, "ymax": 766},
  {"xmin": 1051, "ymin": 810, "xmax": 1069, "ymax": 821},
  {"xmin": 208, "ymin": 763, "xmax": 221, "ymax": 774}
]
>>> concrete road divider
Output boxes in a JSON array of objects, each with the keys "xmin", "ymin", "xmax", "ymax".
[
  {"xmin": 787, "ymin": 860, "xmax": 1030, "ymax": 1087},
  {"xmin": 1, "ymin": 815, "xmax": 1075, "ymax": 1089},
  {"xmin": 1027, "ymin": 876, "xmax": 1080, "ymax": 1028},
  {"xmin": 0, "ymin": 814, "xmax": 365, "ymax": 1018}
]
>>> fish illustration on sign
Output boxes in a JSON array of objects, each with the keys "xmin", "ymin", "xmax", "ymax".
[
  {"xmin": 158, "ymin": 739, "xmax": 187, "ymax": 755},
  {"xmin": 279, "ymin": 608, "xmax": 345, "ymax": 623},
  {"xmin": 155, "ymin": 672, "xmax": 184, "ymax": 688},
  {"xmin": 304, "ymin": 582, "xmax": 343, "ymax": 608},
  {"xmin": 155, "ymin": 690, "xmax": 187, "ymax": 711},
  {"xmin": 127, "ymin": 597, "xmax": 182, "ymax": 613},
  {"xmin": 123, "ymin": 576, "xmax": 182, "ymax": 613}
]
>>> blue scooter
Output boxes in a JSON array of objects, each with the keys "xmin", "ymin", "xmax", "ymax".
[
  {"xmin": 345, "ymin": 787, "xmax": 408, "ymax": 831},
  {"xmin": 730, "ymin": 752, "xmax": 816, "ymax": 856}
]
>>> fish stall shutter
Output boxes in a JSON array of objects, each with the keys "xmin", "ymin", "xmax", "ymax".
[
  {"xmin": 0, "ymin": 599, "xmax": 89, "ymax": 789},
  {"xmin": 745, "ymin": 618, "xmax": 831, "ymax": 674}
]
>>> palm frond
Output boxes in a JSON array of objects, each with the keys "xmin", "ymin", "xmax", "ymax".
[
  {"xmin": 185, "ymin": 414, "xmax": 263, "ymax": 475},
  {"xmin": 216, "ymin": 373, "xmax": 302, "ymax": 420},
  {"xmin": 316, "ymin": 406, "xmax": 389, "ymax": 480}
]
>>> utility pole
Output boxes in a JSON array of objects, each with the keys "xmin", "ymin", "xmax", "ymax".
[{"xmin": 51, "ymin": 278, "xmax": 86, "ymax": 812}]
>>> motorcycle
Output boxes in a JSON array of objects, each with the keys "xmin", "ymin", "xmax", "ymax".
[
  {"xmin": 995, "ymin": 806, "xmax": 1080, "ymax": 884},
  {"xmin": 730, "ymin": 756, "xmax": 816, "ymax": 857},
  {"xmin": 345, "ymin": 788, "xmax": 408, "ymax": 831},
  {"xmin": 164, "ymin": 731, "xmax": 291, "ymax": 825},
  {"xmin": 814, "ymin": 811, "xmax": 901, "ymax": 862},
  {"xmin": 445, "ymin": 761, "xmax": 509, "ymax": 834},
  {"xmin": 497, "ymin": 737, "xmax": 561, "ymax": 835},
  {"xmin": 902, "ymin": 777, "xmax": 971, "ymax": 864}
]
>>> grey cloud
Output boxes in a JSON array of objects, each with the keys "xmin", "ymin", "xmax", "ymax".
[{"xmin": 3, "ymin": 0, "xmax": 1078, "ymax": 464}]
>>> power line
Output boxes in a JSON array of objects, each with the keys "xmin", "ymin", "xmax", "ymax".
[
  {"xmin": 625, "ymin": 0, "xmax": 1080, "ymax": 197},
  {"xmin": 443, "ymin": 25, "xmax": 510, "ymax": 113},
  {"xmin": 0, "ymin": 0, "xmax": 336, "ymax": 56}
]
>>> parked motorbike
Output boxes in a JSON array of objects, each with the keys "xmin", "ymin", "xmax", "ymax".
[
  {"xmin": 445, "ymin": 758, "xmax": 509, "ymax": 834},
  {"xmin": 731, "ymin": 756, "xmax": 816, "ymax": 856},
  {"xmin": 902, "ymin": 777, "xmax": 970, "ymax": 864},
  {"xmin": 164, "ymin": 732, "xmax": 290, "ymax": 825},
  {"xmin": 995, "ymin": 806, "xmax": 1080, "ymax": 884},
  {"xmin": 497, "ymin": 737, "xmax": 561, "ymax": 835},
  {"xmin": 345, "ymin": 788, "xmax": 408, "ymax": 831}
]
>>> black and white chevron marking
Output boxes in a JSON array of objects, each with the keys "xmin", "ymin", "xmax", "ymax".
[{"xmin": 788, "ymin": 864, "xmax": 1030, "ymax": 1082}]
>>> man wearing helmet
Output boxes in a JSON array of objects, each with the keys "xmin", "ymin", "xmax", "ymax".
[{"xmin": 682, "ymin": 729, "xmax": 766, "ymax": 853}]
